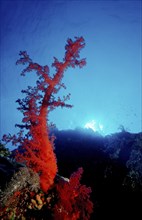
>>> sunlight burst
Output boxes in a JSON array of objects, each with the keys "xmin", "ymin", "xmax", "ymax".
[{"xmin": 84, "ymin": 120, "xmax": 103, "ymax": 133}]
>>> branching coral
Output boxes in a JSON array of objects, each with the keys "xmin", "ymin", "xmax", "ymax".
[
  {"xmin": 54, "ymin": 168, "xmax": 93, "ymax": 220},
  {"xmin": 2, "ymin": 37, "xmax": 86, "ymax": 192}
]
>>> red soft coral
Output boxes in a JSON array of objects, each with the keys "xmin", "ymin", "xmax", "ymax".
[
  {"xmin": 54, "ymin": 168, "xmax": 93, "ymax": 220},
  {"xmin": 2, "ymin": 37, "xmax": 86, "ymax": 192}
]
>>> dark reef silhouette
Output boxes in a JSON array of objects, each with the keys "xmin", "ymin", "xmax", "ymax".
[
  {"xmin": 1, "ymin": 128, "xmax": 141, "ymax": 219},
  {"xmin": 52, "ymin": 128, "xmax": 142, "ymax": 219}
]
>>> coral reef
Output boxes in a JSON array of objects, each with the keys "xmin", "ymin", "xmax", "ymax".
[{"xmin": 0, "ymin": 37, "xmax": 93, "ymax": 219}]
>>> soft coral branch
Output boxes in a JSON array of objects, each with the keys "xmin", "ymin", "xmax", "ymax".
[
  {"xmin": 2, "ymin": 37, "xmax": 86, "ymax": 192},
  {"xmin": 54, "ymin": 168, "xmax": 93, "ymax": 220}
]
